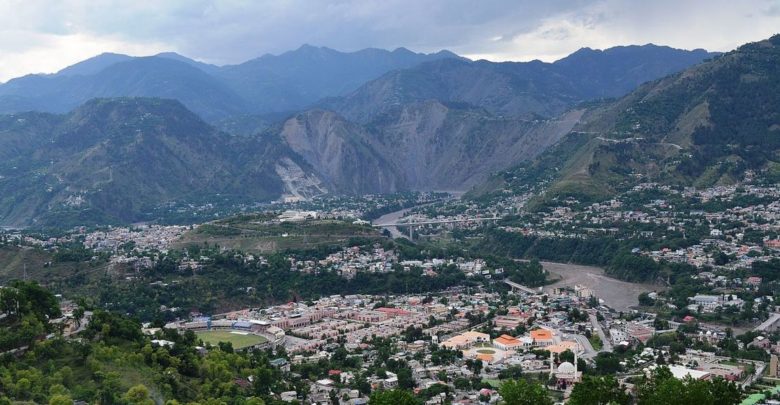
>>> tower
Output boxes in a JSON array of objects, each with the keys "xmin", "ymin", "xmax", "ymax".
[
  {"xmin": 549, "ymin": 351, "xmax": 555, "ymax": 378},
  {"xmin": 574, "ymin": 350, "xmax": 578, "ymax": 376}
]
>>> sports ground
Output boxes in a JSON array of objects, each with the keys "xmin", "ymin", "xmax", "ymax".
[{"xmin": 195, "ymin": 330, "xmax": 267, "ymax": 349}]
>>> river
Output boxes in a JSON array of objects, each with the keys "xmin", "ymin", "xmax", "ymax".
[
  {"xmin": 371, "ymin": 191, "xmax": 464, "ymax": 239},
  {"xmin": 372, "ymin": 206, "xmax": 417, "ymax": 239},
  {"xmin": 373, "ymin": 202, "xmax": 658, "ymax": 312},
  {"xmin": 541, "ymin": 261, "xmax": 663, "ymax": 313}
]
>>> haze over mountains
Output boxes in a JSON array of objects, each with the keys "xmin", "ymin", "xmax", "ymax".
[
  {"xmin": 323, "ymin": 45, "xmax": 715, "ymax": 122},
  {"xmin": 0, "ymin": 46, "xmax": 461, "ymax": 121},
  {"xmin": 0, "ymin": 41, "xmax": 732, "ymax": 227}
]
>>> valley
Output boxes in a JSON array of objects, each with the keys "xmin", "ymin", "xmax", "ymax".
[
  {"xmin": 0, "ymin": 42, "xmax": 719, "ymax": 228},
  {"xmin": 2, "ymin": 178, "xmax": 777, "ymax": 404},
  {"xmin": 372, "ymin": 205, "xmax": 416, "ymax": 239},
  {"xmin": 1, "ymin": 21, "xmax": 779, "ymax": 405}
]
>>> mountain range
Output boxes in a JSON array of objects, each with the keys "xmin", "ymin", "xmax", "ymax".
[
  {"xmin": 323, "ymin": 45, "xmax": 716, "ymax": 122},
  {"xmin": 0, "ymin": 46, "xmax": 460, "ymax": 122},
  {"xmin": 0, "ymin": 42, "xmax": 733, "ymax": 227},
  {"xmin": 0, "ymin": 98, "xmax": 315, "ymax": 227},
  {"xmin": 481, "ymin": 35, "xmax": 780, "ymax": 205}
]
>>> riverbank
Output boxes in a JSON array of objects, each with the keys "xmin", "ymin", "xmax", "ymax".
[
  {"xmin": 541, "ymin": 261, "xmax": 664, "ymax": 313},
  {"xmin": 371, "ymin": 193, "xmax": 461, "ymax": 239}
]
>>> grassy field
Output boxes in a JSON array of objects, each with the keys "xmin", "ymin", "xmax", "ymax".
[{"xmin": 195, "ymin": 330, "xmax": 267, "ymax": 349}]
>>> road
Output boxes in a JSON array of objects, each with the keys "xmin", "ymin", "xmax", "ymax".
[
  {"xmin": 373, "ymin": 216, "xmax": 499, "ymax": 227},
  {"xmin": 589, "ymin": 312, "xmax": 613, "ymax": 352},
  {"xmin": 371, "ymin": 196, "xmax": 469, "ymax": 239},
  {"xmin": 594, "ymin": 136, "xmax": 682, "ymax": 150},
  {"xmin": 743, "ymin": 362, "xmax": 766, "ymax": 388},
  {"xmin": 754, "ymin": 312, "xmax": 780, "ymax": 332},
  {"xmin": 372, "ymin": 207, "xmax": 416, "ymax": 239},
  {"xmin": 504, "ymin": 279, "xmax": 539, "ymax": 294},
  {"xmin": 62, "ymin": 312, "xmax": 92, "ymax": 337},
  {"xmin": 569, "ymin": 334, "xmax": 597, "ymax": 359}
]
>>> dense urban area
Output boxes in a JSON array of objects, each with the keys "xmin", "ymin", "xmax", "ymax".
[{"xmin": 4, "ymin": 178, "xmax": 780, "ymax": 405}]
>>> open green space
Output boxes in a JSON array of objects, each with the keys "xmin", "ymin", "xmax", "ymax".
[
  {"xmin": 195, "ymin": 330, "xmax": 267, "ymax": 349},
  {"xmin": 741, "ymin": 384, "xmax": 780, "ymax": 405}
]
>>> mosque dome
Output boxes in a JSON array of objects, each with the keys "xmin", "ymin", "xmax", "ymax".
[{"xmin": 557, "ymin": 362, "xmax": 576, "ymax": 374}]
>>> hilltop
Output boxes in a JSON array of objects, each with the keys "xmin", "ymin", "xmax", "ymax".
[{"xmin": 0, "ymin": 98, "xmax": 305, "ymax": 228}]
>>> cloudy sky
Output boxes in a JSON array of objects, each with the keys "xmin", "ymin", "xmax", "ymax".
[{"xmin": 1, "ymin": 0, "xmax": 779, "ymax": 82}]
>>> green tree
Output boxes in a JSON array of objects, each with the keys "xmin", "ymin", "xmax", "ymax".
[
  {"xmin": 397, "ymin": 367, "xmax": 416, "ymax": 389},
  {"xmin": 498, "ymin": 365, "xmax": 524, "ymax": 380},
  {"xmin": 637, "ymin": 367, "xmax": 741, "ymax": 405},
  {"xmin": 369, "ymin": 389, "xmax": 419, "ymax": 405},
  {"xmin": 122, "ymin": 385, "xmax": 155, "ymax": 405},
  {"xmin": 568, "ymin": 375, "xmax": 630, "ymax": 405},
  {"xmin": 48, "ymin": 395, "xmax": 73, "ymax": 405},
  {"xmin": 593, "ymin": 352, "xmax": 622, "ymax": 374},
  {"xmin": 638, "ymin": 292, "xmax": 656, "ymax": 306},
  {"xmin": 498, "ymin": 379, "xmax": 553, "ymax": 405}
]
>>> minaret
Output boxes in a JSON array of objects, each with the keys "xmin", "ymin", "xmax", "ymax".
[
  {"xmin": 574, "ymin": 351, "xmax": 578, "ymax": 376},
  {"xmin": 549, "ymin": 351, "xmax": 555, "ymax": 378}
]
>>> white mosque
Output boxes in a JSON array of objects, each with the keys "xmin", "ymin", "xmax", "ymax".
[{"xmin": 549, "ymin": 350, "xmax": 583, "ymax": 387}]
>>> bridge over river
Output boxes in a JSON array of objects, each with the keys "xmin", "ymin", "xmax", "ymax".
[
  {"xmin": 754, "ymin": 312, "xmax": 780, "ymax": 332},
  {"xmin": 372, "ymin": 215, "xmax": 499, "ymax": 239}
]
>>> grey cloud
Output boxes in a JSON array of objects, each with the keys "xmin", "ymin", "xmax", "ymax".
[
  {"xmin": 0, "ymin": 0, "xmax": 779, "ymax": 79},
  {"xmin": 14, "ymin": 0, "xmax": 584, "ymax": 63}
]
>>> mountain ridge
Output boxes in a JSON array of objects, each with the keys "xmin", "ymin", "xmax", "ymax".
[
  {"xmin": 0, "ymin": 43, "xmax": 716, "ymax": 125},
  {"xmin": 0, "ymin": 46, "xmax": 463, "ymax": 120},
  {"xmin": 0, "ymin": 41, "xmax": 739, "ymax": 227},
  {"xmin": 479, "ymin": 35, "xmax": 780, "ymax": 205},
  {"xmin": 0, "ymin": 98, "xmax": 311, "ymax": 227},
  {"xmin": 322, "ymin": 44, "xmax": 719, "ymax": 123}
]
